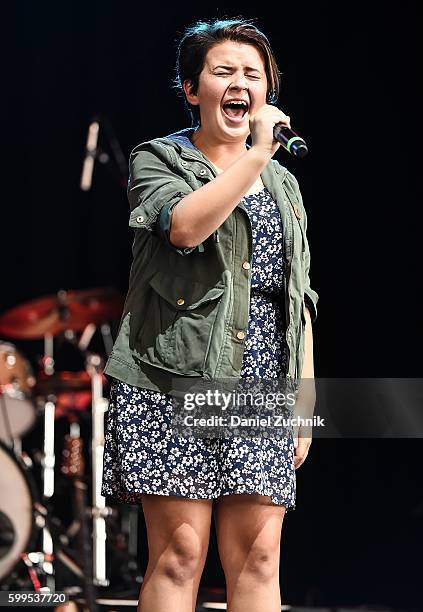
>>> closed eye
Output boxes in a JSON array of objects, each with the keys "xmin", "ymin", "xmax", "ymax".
[{"xmin": 214, "ymin": 72, "xmax": 261, "ymax": 79}]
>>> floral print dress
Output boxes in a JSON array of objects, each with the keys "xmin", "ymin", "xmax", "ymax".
[{"xmin": 101, "ymin": 188, "xmax": 296, "ymax": 510}]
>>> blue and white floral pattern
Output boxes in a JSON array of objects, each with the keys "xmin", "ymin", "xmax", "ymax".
[{"xmin": 101, "ymin": 188, "xmax": 296, "ymax": 510}]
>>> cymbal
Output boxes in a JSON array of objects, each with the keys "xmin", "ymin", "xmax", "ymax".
[
  {"xmin": 0, "ymin": 288, "xmax": 124, "ymax": 339},
  {"xmin": 34, "ymin": 371, "xmax": 93, "ymax": 395}
]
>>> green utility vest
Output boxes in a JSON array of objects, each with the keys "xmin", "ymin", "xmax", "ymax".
[{"xmin": 104, "ymin": 127, "xmax": 319, "ymax": 395}]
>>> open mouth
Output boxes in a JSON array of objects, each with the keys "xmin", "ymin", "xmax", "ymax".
[{"xmin": 222, "ymin": 100, "xmax": 249, "ymax": 123}]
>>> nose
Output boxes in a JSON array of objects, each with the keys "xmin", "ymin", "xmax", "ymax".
[{"xmin": 228, "ymin": 72, "xmax": 249, "ymax": 92}]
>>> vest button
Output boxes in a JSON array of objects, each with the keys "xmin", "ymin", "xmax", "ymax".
[
  {"xmin": 242, "ymin": 261, "xmax": 250, "ymax": 270},
  {"xmin": 200, "ymin": 169, "xmax": 207, "ymax": 175},
  {"xmin": 136, "ymin": 215, "xmax": 144, "ymax": 223},
  {"xmin": 236, "ymin": 330, "xmax": 246, "ymax": 340},
  {"xmin": 176, "ymin": 298, "xmax": 185, "ymax": 306}
]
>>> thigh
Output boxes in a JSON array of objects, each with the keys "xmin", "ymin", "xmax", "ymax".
[
  {"xmin": 213, "ymin": 494, "xmax": 286, "ymax": 565},
  {"xmin": 141, "ymin": 494, "xmax": 213, "ymax": 559}
]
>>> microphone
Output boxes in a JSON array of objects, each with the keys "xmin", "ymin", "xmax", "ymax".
[
  {"xmin": 273, "ymin": 124, "xmax": 309, "ymax": 158},
  {"xmin": 80, "ymin": 120, "xmax": 100, "ymax": 191}
]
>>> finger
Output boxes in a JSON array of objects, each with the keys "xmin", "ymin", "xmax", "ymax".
[
  {"xmin": 294, "ymin": 453, "xmax": 308, "ymax": 469},
  {"xmin": 272, "ymin": 116, "xmax": 291, "ymax": 131},
  {"xmin": 294, "ymin": 454, "xmax": 304, "ymax": 469},
  {"xmin": 294, "ymin": 441, "xmax": 310, "ymax": 469},
  {"xmin": 294, "ymin": 453, "xmax": 306, "ymax": 470}
]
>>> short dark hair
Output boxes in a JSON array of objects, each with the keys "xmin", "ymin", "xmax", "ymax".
[{"xmin": 174, "ymin": 17, "xmax": 281, "ymax": 127}]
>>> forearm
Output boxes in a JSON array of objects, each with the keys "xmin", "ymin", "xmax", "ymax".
[
  {"xmin": 170, "ymin": 146, "xmax": 271, "ymax": 248},
  {"xmin": 301, "ymin": 306, "xmax": 315, "ymax": 379},
  {"xmin": 294, "ymin": 306, "xmax": 316, "ymax": 431}
]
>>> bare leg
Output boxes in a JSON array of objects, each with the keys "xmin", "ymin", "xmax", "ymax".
[
  {"xmin": 214, "ymin": 493, "xmax": 286, "ymax": 612},
  {"xmin": 137, "ymin": 494, "xmax": 212, "ymax": 612},
  {"xmin": 54, "ymin": 604, "xmax": 79, "ymax": 612}
]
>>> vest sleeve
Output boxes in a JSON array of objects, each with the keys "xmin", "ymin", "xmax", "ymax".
[
  {"xmin": 286, "ymin": 171, "xmax": 319, "ymax": 323},
  {"xmin": 127, "ymin": 141, "xmax": 204, "ymax": 255}
]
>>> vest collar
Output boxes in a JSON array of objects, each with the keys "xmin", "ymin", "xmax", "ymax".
[{"xmin": 162, "ymin": 126, "xmax": 287, "ymax": 182}]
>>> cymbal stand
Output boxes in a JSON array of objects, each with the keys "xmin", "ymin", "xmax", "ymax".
[
  {"xmin": 80, "ymin": 113, "xmax": 128, "ymax": 192},
  {"xmin": 86, "ymin": 352, "xmax": 110, "ymax": 587},
  {"xmin": 73, "ymin": 321, "xmax": 114, "ymax": 586},
  {"xmin": 41, "ymin": 331, "xmax": 55, "ymax": 590},
  {"xmin": 41, "ymin": 332, "xmax": 56, "ymax": 499},
  {"xmin": 27, "ymin": 333, "xmax": 57, "ymax": 592}
]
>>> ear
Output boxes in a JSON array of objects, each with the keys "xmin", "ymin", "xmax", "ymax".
[{"xmin": 183, "ymin": 80, "xmax": 199, "ymax": 106}]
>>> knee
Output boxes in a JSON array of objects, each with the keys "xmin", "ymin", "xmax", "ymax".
[
  {"xmin": 243, "ymin": 543, "xmax": 279, "ymax": 582},
  {"xmin": 222, "ymin": 541, "xmax": 280, "ymax": 584},
  {"xmin": 156, "ymin": 526, "xmax": 205, "ymax": 586}
]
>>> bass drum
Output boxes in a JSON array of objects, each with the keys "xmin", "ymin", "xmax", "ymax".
[{"xmin": 0, "ymin": 441, "xmax": 37, "ymax": 582}]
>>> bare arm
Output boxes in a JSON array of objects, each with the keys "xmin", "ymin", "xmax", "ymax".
[
  {"xmin": 301, "ymin": 306, "xmax": 315, "ymax": 379},
  {"xmin": 170, "ymin": 104, "xmax": 291, "ymax": 248},
  {"xmin": 294, "ymin": 306, "xmax": 315, "ymax": 468},
  {"xmin": 170, "ymin": 146, "xmax": 271, "ymax": 247}
]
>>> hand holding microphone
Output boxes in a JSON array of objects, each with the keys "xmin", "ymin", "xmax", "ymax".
[{"xmin": 250, "ymin": 104, "xmax": 308, "ymax": 158}]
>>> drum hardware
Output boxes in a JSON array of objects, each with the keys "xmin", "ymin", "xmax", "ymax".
[
  {"xmin": 78, "ymin": 322, "xmax": 114, "ymax": 357},
  {"xmin": 41, "ymin": 325, "xmax": 113, "ymax": 588},
  {"xmin": 86, "ymin": 352, "xmax": 110, "ymax": 587},
  {"xmin": 99, "ymin": 323, "xmax": 114, "ymax": 357},
  {"xmin": 61, "ymin": 428, "xmax": 97, "ymax": 611},
  {"xmin": 43, "ymin": 332, "xmax": 55, "ymax": 376},
  {"xmin": 35, "ymin": 355, "xmax": 111, "ymax": 588},
  {"xmin": 37, "ymin": 343, "xmax": 111, "ymax": 589},
  {"xmin": 21, "ymin": 551, "xmax": 55, "ymax": 593},
  {"xmin": 1, "ymin": 436, "xmax": 142, "ymax": 601},
  {"xmin": 0, "ymin": 287, "xmax": 123, "ymax": 586},
  {"xmin": 0, "ymin": 288, "xmax": 146, "ymax": 598},
  {"xmin": 42, "ymin": 397, "xmax": 56, "ymax": 498},
  {"xmin": 36, "ymin": 346, "xmax": 111, "ymax": 588},
  {"xmin": 0, "ymin": 341, "xmax": 37, "ymax": 444},
  {"xmin": 0, "ymin": 423, "xmax": 104, "ymax": 596}
]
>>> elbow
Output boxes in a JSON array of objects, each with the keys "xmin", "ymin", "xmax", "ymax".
[
  {"xmin": 168, "ymin": 203, "xmax": 198, "ymax": 248},
  {"xmin": 168, "ymin": 198, "xmax": 210, "ymax": 248},
  {"xmin": 169, "ymin": 224, "xmax": 198, "ymax": 249}
]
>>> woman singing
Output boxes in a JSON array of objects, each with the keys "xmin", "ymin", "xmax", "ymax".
[{"xmin": 102, "ymin": 17, "xmax": 319, "ymax": 612}]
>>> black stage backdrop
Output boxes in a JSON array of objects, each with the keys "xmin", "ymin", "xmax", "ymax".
[{"xmin": 2, "ymin": 1, "xmax": 422, "ymax": 608}]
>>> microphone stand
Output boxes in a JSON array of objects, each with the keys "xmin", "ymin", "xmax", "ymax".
[{"xmin": 80, "ymin": 114, "xmax": 127, "ymax": 192}]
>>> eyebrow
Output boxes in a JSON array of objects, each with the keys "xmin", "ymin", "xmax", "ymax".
[{"xmin": 212, "ymin": 64, "xmax": 262, "ymax": 73}]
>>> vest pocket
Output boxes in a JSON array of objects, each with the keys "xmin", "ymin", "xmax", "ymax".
[{"xmin": 137, "ymin": 270, "xmax": 225, "ymax": 376}]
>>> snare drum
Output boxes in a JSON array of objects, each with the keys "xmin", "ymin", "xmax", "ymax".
[{"xmin": 0, "ymin": 341, "xmax": 36, "ymax": 441}]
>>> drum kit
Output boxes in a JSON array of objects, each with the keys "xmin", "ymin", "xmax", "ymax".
[{"xmin": 0, "ymin": 288, "xmax": 143, "ymax": 609}]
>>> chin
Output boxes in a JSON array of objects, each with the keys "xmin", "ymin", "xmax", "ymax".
[
  {"xmin": 226, "ymin": 128, "xmax": 249, "ymax": 142},
  {"xmin": 219, "ymin": 120, "xmax": 249, "ymax": 140}
]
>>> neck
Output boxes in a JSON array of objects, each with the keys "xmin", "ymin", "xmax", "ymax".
[{"xmin": 191, "ymin": 127, "xmax": 248, "ymax": 171}]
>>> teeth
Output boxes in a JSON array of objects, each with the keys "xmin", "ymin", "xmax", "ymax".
[{"xmin": 225, "ymin": 100, "xmax": 248, "ymax": 107}]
